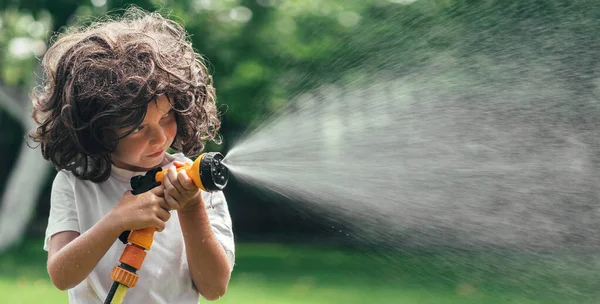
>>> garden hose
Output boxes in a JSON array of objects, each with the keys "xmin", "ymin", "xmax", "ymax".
[{"xmin": 104, "ymin": 152, "xmax": 229, "ymax": 304}]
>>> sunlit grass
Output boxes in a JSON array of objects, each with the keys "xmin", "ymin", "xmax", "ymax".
[{"xmin": 1, "ymin": 240, "xmax": 596, "ymax": 303}]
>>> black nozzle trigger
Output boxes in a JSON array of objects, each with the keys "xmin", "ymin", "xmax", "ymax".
[
  {"xmin": 130, "ymin": 167, "xmax": 163, "ymax": 195},
  {"xmin": 118, "ymin": 166, "xmax": 163, "ymax": 244}
]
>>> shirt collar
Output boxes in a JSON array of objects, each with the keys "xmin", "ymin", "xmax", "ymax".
[{"xmin": 110, "ymin": 153, "xmax": 176, "ymax": 181}]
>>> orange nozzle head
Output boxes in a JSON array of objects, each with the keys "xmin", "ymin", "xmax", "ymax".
[{"xmin": 153, "ymin": 152, "xmax": 228, "ymax": 192}]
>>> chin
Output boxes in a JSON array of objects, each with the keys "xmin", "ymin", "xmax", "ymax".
[
  {"xmin": 130, "ymin": 158, "xmax": 163, "ymax": 172},
  {"xmin": 148, "ymin": 154, "xmax": 168, "ymax": 167}
]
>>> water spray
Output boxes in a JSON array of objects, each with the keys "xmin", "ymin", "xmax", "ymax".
[{"xmin": 104, "ymin": 152, "xmax": 229, "ymax": 304}]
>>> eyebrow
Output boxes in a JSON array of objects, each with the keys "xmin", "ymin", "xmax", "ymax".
[{"xmin": 137, "ymin": 109, "xmax": 173, "ymax": 127}]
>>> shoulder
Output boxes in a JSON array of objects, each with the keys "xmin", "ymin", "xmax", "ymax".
[
  {"xmin": 52, "ymin": 170, "xmax": 76, "ymax": 189},
  {"xmin": 52, "ymin": 169, "xmax": 110, "ymax": 192}
]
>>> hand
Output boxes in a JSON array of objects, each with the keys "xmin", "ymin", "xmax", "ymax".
[
  {"xmin": 162, "ymin": 161, "xmax": 201, "ymax": 211},
  {"xmin": 109, "ymin": 185, "xmax": 171, "ymax": 232}
]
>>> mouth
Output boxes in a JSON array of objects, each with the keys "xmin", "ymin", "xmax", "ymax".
[{"xmin": 147, "ymin": 150, "xmax": 164, "ymax": 158}]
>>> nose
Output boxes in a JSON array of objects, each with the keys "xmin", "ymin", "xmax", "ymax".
[{"xmin": 149, "ymin": 126, "xmax": 167, "ymax": 146}]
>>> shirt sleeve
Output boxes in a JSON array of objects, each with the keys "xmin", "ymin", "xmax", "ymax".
[
  {"xmin": 203, "ymin": 191, "xmax": 236, "ymax": 271},
  {"xmin": 43, "ymin": 171, "xmax": 80, "ymax": 251}
]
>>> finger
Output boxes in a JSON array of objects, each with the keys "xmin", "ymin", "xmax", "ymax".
[
  {"xmin": 168, "ymin": 166, "xmax": 185, "ymax": 191},
  {"xmin": 149, "ymin": 184, "xmax": 164, "ymax": 197},
  {"xmin": 163, "ymin": 167, "xmax": 183, "ymax": 199},
  {"xmin": 156, "ymin": 207, "xmax": 171, "ymax": 223},
  {"xmin": 155, "ymin": 220, "xmax": 166, "ymax": 232},
  {"xmin": 164, "ymin": 192, "xmax": 181, "ymax": 210},
  {"xmin": 177, "ymin": 169, "xmax": 197, "ymax": 191},
  {"xmin": 157, "ymin": 197, "xmax": 171, "ymax": 211},
  {"xmin": 174, "ymin": 160, "xmax": 193, "ymax": 167}
]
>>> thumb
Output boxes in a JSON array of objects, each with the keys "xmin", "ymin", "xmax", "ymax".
[
  {"xmin": 149, "ymin": 184, "xmax": 165, "ymax": 197},
  {"xmin": 173, "ymin": 160, "xmax": 192, "ymax": 168}
]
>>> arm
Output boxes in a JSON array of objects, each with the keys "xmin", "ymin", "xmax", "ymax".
[
  {"xmin": 162, "ymin": 165, "xmax": 232, "ymax": 300},
  {"xmin": 47, "ymin": 217, "xmax": 121, "ymax": 290},
  {"xmin": 47, "ymin": 186, "xmax": 171, "ymax": 290},
  {"xmin": 178, "ymin": 198, "xmax": 231, "ymax": 301}
]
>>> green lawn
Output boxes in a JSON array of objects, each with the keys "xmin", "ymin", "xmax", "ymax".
[{"xmin": 1, "ymin": 240, "xmax": 598, "ymax": 303}]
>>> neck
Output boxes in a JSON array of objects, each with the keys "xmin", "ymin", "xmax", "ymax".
[{"xmin": 111, "ymin": 154, "xmax": 170, "ymax": 172}]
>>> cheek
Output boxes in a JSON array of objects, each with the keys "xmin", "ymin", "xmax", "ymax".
[
  {"xmin": 115, "ymin": 138, "xmax": 144, "ymax": 157},
  {"xmin": 166, "ymin": 121, "xmax": 178, "ymax": 141}
]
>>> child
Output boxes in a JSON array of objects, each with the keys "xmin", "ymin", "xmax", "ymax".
[{"xmin": 28, "ymin": 7, "xmax": 234, "ymax": 303}]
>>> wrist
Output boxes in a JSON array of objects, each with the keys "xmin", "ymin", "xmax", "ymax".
[
  {"xmin": 179, "ymin": 192, "xmax": 203, "ymax": 213},
  {"xmin": 178, "ymin": 202, "xmax": 199, "ymax": 215},
  {"xmin": 102, "ymin": 210, "xmax": 126, "ymax": 239}
]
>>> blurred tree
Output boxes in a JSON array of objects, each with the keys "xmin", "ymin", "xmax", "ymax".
[
  {"xmin": 3, "ymin": 0, "xmax": 600, "ymax": 250},
  {"xmin": 0, "ymin": 8, "xmax": 54, "ymax": 251},
  {"xmin": 0, "ymin": 0, "xmax": 397, "ymax": 249}
]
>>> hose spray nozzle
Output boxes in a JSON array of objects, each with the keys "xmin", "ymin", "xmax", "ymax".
[{"xmin": 130, "ymin": 152, "xmax": 229, "ymax": 194}]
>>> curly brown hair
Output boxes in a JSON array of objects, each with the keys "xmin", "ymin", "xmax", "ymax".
[{"xmin": 29, "ymin": 8, "xmax": 221, "ymax": 183}]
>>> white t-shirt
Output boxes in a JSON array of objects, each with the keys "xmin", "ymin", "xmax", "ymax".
[{"xmin": 44, "ymin": 153, "xmax": 235, "ymax": 304}]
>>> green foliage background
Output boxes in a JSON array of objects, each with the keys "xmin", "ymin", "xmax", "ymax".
[
  {"xmin": 3, "ymin": 0, "xmax": 600, "ymax": 246},
  {"xmin": 3, "ymin": 1, "xmax": 600, "ymax": 302}
]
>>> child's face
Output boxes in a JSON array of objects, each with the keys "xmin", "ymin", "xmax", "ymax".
[{"xmin": 111, "ymin": 95, "xmax": 177, "ymax": 172}]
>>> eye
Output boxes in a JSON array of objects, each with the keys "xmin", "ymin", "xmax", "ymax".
[
  {"xmin": 131, "ymin": 125, "xmax": 144, "ymax": 133},
  {"xmin": 161, "ymin": 110, "xmax": 174, "ymax": 119}
]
